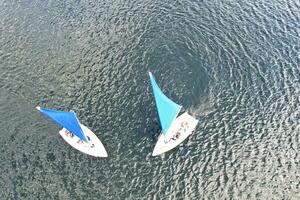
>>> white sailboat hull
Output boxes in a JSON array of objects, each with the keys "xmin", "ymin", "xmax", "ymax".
[
  {"xmin": 152, "ymin": 112, "xmax": 198, "ymax": 156},
  {"xmin": 59, "ymin": 124, "xmax": 108, "ymax": 157}
]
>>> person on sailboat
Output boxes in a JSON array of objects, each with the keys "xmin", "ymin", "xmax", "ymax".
[
  {"xmin": 164, "ymin": 139, "xmax": 169, "ymax": 144},
  {"xmin": 65, "ymin": 130, "xmax": 74, "ymax": 138},
  {"xmin": 181, "ymin": 121, "xmax": 189, "ymax": 128},
  {"xmin": 77, "ymin": 139, "xmax": 83, "ymax": 144},
  {"xmin": 173, "ymin": 132, "xmax": 180, "ymax": 140},
  {"xmin": 166, "ymin": 132, "xmax": 181, "ymax": 143}
]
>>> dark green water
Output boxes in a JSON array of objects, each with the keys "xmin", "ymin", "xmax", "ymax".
[{"xmin": 0, "ymin": 0, "xmax": 299, "ymax": 199}]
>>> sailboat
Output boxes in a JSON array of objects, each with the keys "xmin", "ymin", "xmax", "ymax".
[
  {"xmin": 148, "ymin": 72, "xmax": 199, "ymax": 156},
  {"xmin": 36, "ymin": 106, "xmax": 108, "ymax": 157}
]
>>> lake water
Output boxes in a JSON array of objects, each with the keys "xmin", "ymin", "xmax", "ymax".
[{"xmin": 0, "ymin": 0, "xmax": 299, "ymax": 199}]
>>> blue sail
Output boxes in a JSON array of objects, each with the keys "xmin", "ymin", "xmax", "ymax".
[
  {"xmin": 149, "ymin": 72, "xmax": 182, "ymax": 135},
  {"xmin": 36, "ymin": 107, "xmax": 88, "ymax": 142}
]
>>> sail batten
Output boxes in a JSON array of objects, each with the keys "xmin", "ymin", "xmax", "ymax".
[
  {"xmin": 37, "ymin": 107, "xmax": 88, "ymax": 142},
  {"xmin": 149, "ymin": 72, "xmax": 182, "ymax": 135}
]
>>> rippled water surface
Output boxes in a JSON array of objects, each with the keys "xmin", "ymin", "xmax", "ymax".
[{"xmin": 1, "ymin": 0, "xmax": 300, "ymax": 199}]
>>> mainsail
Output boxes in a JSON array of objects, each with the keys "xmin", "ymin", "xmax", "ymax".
[
  {"xmin": 149, "ymin": 72, "xmax": 182, "ymax": 135},
  {"xmin": 36, "ymin": 107, "xmax": 88, "ymax": 142}
]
